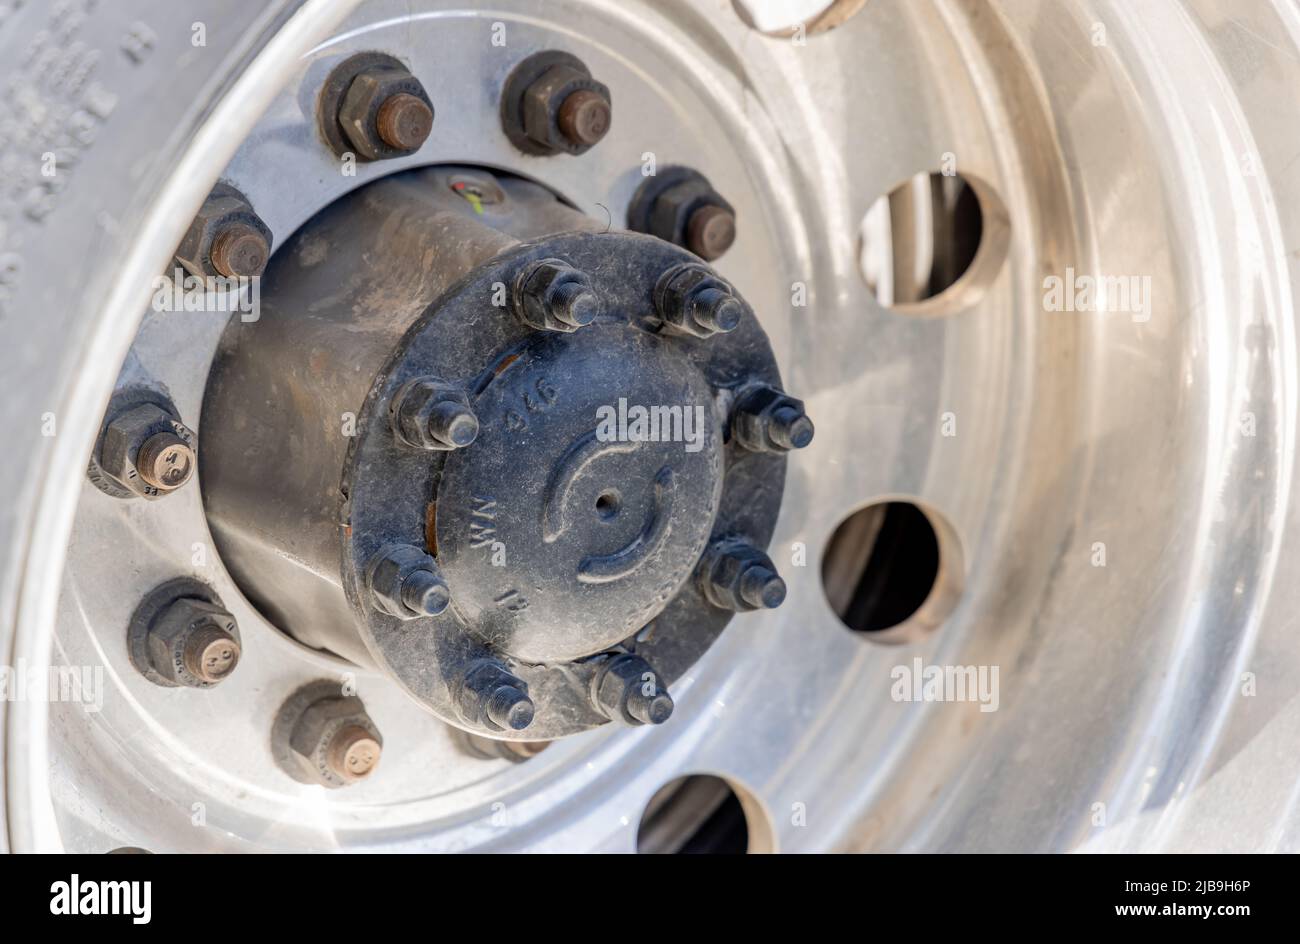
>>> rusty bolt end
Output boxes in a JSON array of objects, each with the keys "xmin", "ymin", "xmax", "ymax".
[
  {"xmin": 209, "ymin": 223, "xmax": 269, "ymax": 279},
  {"xmin": 557, "ymin": 89, "xmax": 611, "ymax": 147},
  {"xmin": 182, "ymin": 623, "xmax": 241, "ymax": 683},
  {"xmin": 326, "ymin": 724, "xmax": 382, "ymax": 782},
  {"xmin": 376, "ymin": 92, "xmax": 434, "ymax": 151},
  {"xmin": 687, "ymin": 204, "xmax": 737, "ymax": 261},
  {"xmin": 135, "ymin": 431, "xmax": 195, "ymax": 491}
]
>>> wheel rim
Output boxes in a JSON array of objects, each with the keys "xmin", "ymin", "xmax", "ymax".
[{"xmin": 9, "ymin": 0, "xmax": 1300, "ymax": 852}]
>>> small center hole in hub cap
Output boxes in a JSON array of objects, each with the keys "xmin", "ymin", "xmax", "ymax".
[{"xmin": 595, "ymin": 489, "xmax": 621, "ymax": 520}]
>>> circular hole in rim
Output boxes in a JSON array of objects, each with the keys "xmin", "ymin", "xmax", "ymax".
[
  {"xmin": 637, "ymin": 774, "xmax": 774, "ymax": 854},
  {"xmin": 732, "ymin": 0, "xmax": 867, "ymax": 37},
  {"xmin": 821, "ymin": 500, "xmax": 965, "ymax": 644},
  {"xmin": 858, "ymin": 171, "xmax": 1009, "ymax": 317}
]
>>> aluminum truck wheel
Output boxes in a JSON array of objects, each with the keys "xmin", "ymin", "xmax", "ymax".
[{"xmin": 3, "ymin": 0, "xmax": 1299, "ymax": 853}]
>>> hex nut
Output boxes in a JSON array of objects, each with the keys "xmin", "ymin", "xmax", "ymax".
[
  {"xmin": 590, "ymin": 653, "xmax": 674, "ymax": 726},
  {"xmin": 456, "ymin": 661, "xmax": 535, "ymax": 732},
  {"xmin": 512, "ymin": 258, "xmax": 601, "ymax": 333},
  {"xmin": 173, "ymin": 188, "xmax": 272, "ymax": 280},
  {"xmin": 628, "ymin": 167, "xmax": 736, "ymax": 261},
  {"xmin": 730, "ymin": 385, "xmax": 815, "ymax": 453},
  {"xmin": 696, "ymin": 538, "xmax": 787, "ymax": 613},
  {"xmin": 337, "ymin": 67, "xmax": 435, "ymax": 161},
  {"xmin": 97, "ymin": 402, "xmax": 197, "ymax": 500},
  {"xmin": 365, "ymin": 543, "xmax": 451, "ymax": 619},
  {"xmin": 128, "ymin": 583, "xmax": 241, "ymax": 689},
  {"xmin": 653, "ymin": 263, "xmax": 746, "ymax": 339},
  {"xmin": 287, "ymin": 694, "xmax": 383, "ymax": 788},
  {"xmin": 502, "ymin": 51, "xmax": 611, "ymax": 156},
  {"xmin": 389, "ymin": 378, "xmax": 479, "ymax": 451}
]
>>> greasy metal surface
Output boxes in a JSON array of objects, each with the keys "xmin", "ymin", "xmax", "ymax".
[{"xmin": 12, "ymin": 0, "xmax": 1300, "ymax": 852}]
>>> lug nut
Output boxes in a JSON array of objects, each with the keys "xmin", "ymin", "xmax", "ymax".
[
  {"xmin": 627, "ymin": 166, "xmax": 737, "ymax": 261},
  {"xmin": 501, "ymin": 50, "xmax": 612, "ymax": 155},
  {"xmin": 653, "ymin": 262, "xmax": 745, "ymax": 339},
  {"xmin": 557, "ymin": 88, "xmax": 611, "ymax": 147},
  {"xmin": 457, "ymin": 660, "xmax": 535, "ymax": 732},
  {"xmin": 697, "ymin": 538, "xmax": 787, "ymax": 613},
  {"xmin": 174, "ymin": 185, "xmax": 273, "ymax": 280},
  {"xmin": 390, "ymin": 378, "xmax": 478, "ymax": 451},
  {"xmin": 128, "ymin": 579, "xmax": 241, "ymax": 689},
  {"xmin": 134, "ymin": 430, "xmax": 196, "ymax": 491},
  {"xmin": 686, "ymin": 204, "xmax": 737, "ymax": 262},
  {"xmin": 591, "ymin": 653, "xmax": 674, "ymax": 726},
  {"xmin": 209, "ymin": 222, "xmax": 270, "ymax": 279},
  {"xmin": 279, "ymin": 684, "xmax": 384, "ymax": 788},
  {"xmin": 375, "ymin": 92, "xmax": 435, "ymax": 150},
  {"xmin": 325, "ymin": 724, "xmax": 383, "ymax": 781},
  {"xmin": 181, "ymin": 621, "xmax": 241, "ymax": 683},
  {"xmin": 324, "ymin": 53, "xmax": 436, "ymax": 161},
  {"xmin": 365, "ymin": 543, "xmax": 450, "ymax": 619},
  {"xmin": 730, "ymin": 385, "xmax": 815, "ymax": 453},
  {"xmin": 513, "ymin": 258, "xmax": 600, "ymax": 333}
]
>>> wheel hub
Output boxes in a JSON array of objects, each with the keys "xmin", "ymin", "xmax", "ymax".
[
  {"xmin": 436, "ymin": 325, "xmax": 723, "ymax": 663},
  {"xmin": 200, "ymin": 166, "xmax": 810, "ymax": 740}
]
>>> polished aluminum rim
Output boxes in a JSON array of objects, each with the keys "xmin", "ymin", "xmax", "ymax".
[{"xmin": 7, "ymin": 0, "xmax": 1300, "ymax": 852}]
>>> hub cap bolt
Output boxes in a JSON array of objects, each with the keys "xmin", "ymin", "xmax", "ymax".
[
  {"xmin": 458, "ymin": 661, "xmax": 536, "ymax": 732},
  {"xmin": 697, "ymin": 538, "xmax": 788, "ymax": 612},
  {"xmin": 427, "ymin": 399, "xmax": 479, "ymax": 448},
  {"xmin": 513, "ymin": 258, "xmax": 600, "ymax": 333},
  {"xmin": 730, "ymin": 385, "xmax": 815, "ymax": 453},
  {"xmin": 390, "ymin": 378, "xmax": 479, "ymax": 451},
  {"xmin": 398, "ymin": 567, "xmax": 452, "ymax": 616},
  {"xmin": 591, "ymin": 653, "xmax": 675, "ymax": 726},
  {"xmin": 653, "ymin": 263, "xmax": 746, "ymax": 339},
  {"xmin": 365, "ymin": 544, "xmax": 451, "ymax": 619},
  {"xmin": 686, "ymin": 204, "xmax": 737, "ymax": 262}
]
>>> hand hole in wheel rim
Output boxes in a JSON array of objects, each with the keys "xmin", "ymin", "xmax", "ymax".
[
  {"xmin": 731, "ymin": 0, "xmax": 868, "ymax": 37},
  {"xmin": 821, "ymin": 500, "xmax": 965, "ymax": 644},
  {"xmin": 637, "ymin": 774, "xmax": 774, "ymax": 854},
  {"xmin": 858, "ymin": 171, "xmax": 1009, "ymax": 317}
]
